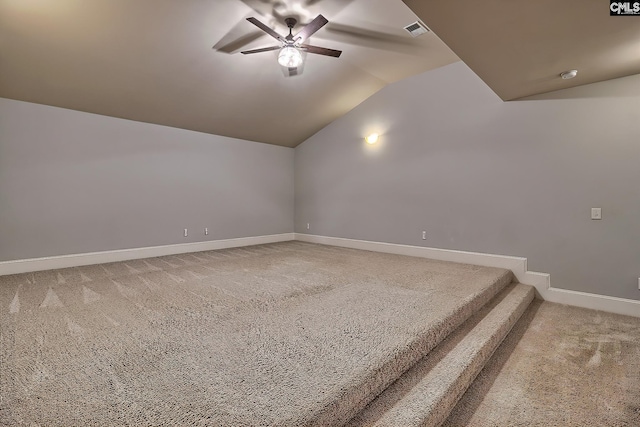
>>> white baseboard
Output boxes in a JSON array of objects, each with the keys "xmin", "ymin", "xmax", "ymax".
[
  {"xmin": 2, "ymin": 232, "xmax": 637, "ymax": 318},
  {"xmin": 0, "ymin": 233, "xmax": 295, "ymax": 276},
  {"xmin": 541, "ymin": 287, "xmax": 640, "ymax": 318},
  {"xmin": 294, "ymin": 233, "xmax": 545, "ymax": 287},
  {"xmin": 294, "ymin": 233, "xmax": 640, "ymax": 318}
]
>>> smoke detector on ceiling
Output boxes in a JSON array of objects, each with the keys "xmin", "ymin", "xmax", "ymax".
[
  {"xmin": 560, "ymin": 69, "xmax": 578, "ymax": 80},
  {"xmin": 404, "ymin": 21, "xmax": 430, "ymax": 37}
]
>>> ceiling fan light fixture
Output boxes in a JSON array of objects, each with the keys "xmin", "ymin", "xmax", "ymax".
[
  {"xmin": 365, "ymin": 133, "xmax": 379, "ymax": 144},
  {"xmin": 278, "ymin": 46, "xmax": 303, "ymax": 68}
]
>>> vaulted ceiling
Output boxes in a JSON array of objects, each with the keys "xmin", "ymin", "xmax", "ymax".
[
  {"xmin": 1, "ymin": 0, "xmax": 639, "ymax": 147},
  {"xmin": 0, "ymin": 0, "xmax": 458, "ymax": 147}
]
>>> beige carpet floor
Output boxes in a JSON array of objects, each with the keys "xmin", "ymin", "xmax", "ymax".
[
  {"xmin": 0, "ymin": 241, "xmax": 511, "ymax": 426},
  {"xmin": 443, "ymin": 300, "xmax": 640, "ymax": 427}
]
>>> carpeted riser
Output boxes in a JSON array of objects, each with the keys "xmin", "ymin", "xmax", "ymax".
[
  {"xmin": 315, "ymin": 270, "xmax": 515, "ymax": 426},
  {"xmin": 346, "ymin": 283, "xmax": 535, "ymax": 427},
  {"xmin": 419, "ymin": 285, "xmax": 534, "ymax": 427}
]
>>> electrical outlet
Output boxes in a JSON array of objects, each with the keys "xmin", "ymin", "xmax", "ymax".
[
  {"xmin": 205, "ymin": 227, "xmax": 208, "ymax": 235},
  {"xmin": 307, "ymin": 223, "xmax": 310, "ymax": 230},
  {"xmin": 184, "ymin": 228, "xmax": 188, "ymax": 237},
  {"xmin": 638, "ymin": 278, "xmax": 640, "ymax": 290},
  {"xmin": 591, "ymin": 208, "xmax": 602, "ymax": 220},
  {"xmin": 422, "ymin": 231, "xmax": 427, "ymax": 240}
]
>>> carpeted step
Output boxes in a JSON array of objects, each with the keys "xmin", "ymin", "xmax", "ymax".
[
  {"xmin": 312, "ymin": 268, "xmax": 515, "ymax": 427},
  {"xmin": 345, "ymin": 282, "xmax": 535, "ymax": 427}
]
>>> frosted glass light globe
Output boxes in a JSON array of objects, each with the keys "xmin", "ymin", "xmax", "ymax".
[{"xmin": 278, "ymin": 46, "xmax": 303, "ymax": 68}]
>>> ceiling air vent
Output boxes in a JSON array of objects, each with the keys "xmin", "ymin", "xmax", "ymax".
[{"xmin": 404, "ymin": 21, "xmax": 430, "ymax": 37}]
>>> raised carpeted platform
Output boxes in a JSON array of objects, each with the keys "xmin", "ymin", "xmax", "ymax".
[{"xmin": 1, "ymin": 241, "xmax": 514, "ymax": 426}]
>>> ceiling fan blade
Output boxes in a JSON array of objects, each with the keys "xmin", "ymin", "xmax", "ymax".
[
  {"xmin": 246, "ymin": 17, "xmax": 285, "ymax": 43},
  {"xmin": 239, "ymin": 0, "xmax": 354, "ymax": 24},
  {"xmin": 294, "ymin": 14, "xmax": 328, "ymax": 43},
  {"xmin": 300, "ymin": 44, "xmax": 342, "ymax": 58},
  {"xmin": 302, "ymin": 0, "xmax": 354, "ymax": 9},
  {"xmin": 238, "ymin": 0, "xmax": 274, "ymax": 17},
  {"xmin": 241, "ymin": 46, "xmax": 282, "ymax": 55},
  {"xmin": 213, "ymin": 29, "xmax": 266, "ymax": 54},
  {"xmin": 318, "ymin": 23, "xmax": 430, "ymax": 55}
]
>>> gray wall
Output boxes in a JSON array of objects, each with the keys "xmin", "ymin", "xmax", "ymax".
[
  {"xmin": 295, "ymin": 62, "xmax": 640, "ymax": 301},
  {"xmin": 0, "ymin": 98, "xmax": 294, "ymax": 261}
]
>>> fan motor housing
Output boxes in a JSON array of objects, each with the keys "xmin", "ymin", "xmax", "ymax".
[{"xmin": 284, "ymin": 17, "xmax": 298, "ymax": 29}]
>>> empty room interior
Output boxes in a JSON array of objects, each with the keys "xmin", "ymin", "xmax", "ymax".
[{"xmin": 1, "ymin": 0, "xmax": 640, "ymax": 426}]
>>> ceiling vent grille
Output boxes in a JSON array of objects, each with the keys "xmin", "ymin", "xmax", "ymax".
[{"xmin": 404, "ymin": 21, "xmax": 430, "ymax": 37}]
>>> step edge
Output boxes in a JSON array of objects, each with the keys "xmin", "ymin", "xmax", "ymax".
[
  {"xmin": 308, "ymin": 272, "xmax": 516, "ymax": 426},
  {"xmin": 423, "ymin": 285, "xmax": 535, "ymax": 427},
  {"xmin": 350, "ymin": 284, "xmax": 534, "ymax": 427}
]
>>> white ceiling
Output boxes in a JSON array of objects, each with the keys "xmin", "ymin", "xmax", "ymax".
[{"xmin": 0, "ymin": 0, "xmax": 460, "ymax": 147}]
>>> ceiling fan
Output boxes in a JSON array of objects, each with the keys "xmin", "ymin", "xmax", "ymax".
[{"xmin": 241, "ymin": 14, "xmax": 341, "ymax": 71}]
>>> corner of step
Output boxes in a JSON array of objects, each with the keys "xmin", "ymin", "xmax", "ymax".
[{"xmin": 346, "ymin": 281, "xmax": 535, "ymax": 427}]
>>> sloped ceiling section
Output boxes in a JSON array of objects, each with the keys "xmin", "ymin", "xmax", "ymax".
[
  {"xmin": 0, "ymin": 0, "xmax": 459, "ymax": 147},
  {"xmin": 402, "ymin": 0, "xmax": 640, "ymax": 101}
]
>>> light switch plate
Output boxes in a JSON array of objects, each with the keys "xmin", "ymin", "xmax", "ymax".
[{"xmin": 591, "ymin": 208, "xmax": 602, "ymax": 220}]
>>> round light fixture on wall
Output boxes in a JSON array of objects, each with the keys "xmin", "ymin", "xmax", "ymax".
[
  {"xmin": 560, "ymin": 69, "xmax": 578, "ymax": 80},
  {"xmin": 278, "ymin": 46, "xmax": 303, "ymax": 68},
  {"xmin": 365, "ymin": 133, "xmax": 379, "ymax": 144}
]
